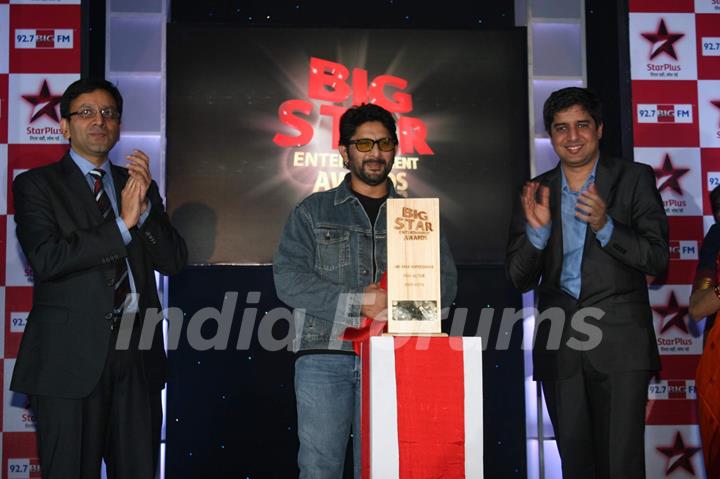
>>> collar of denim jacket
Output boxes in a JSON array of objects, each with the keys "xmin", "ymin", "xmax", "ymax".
[{"xmin": 334, "ymin": 172, "xmax": 398, "ymax": 206}]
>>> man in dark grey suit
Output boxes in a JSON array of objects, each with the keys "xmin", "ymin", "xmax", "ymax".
[
  {"xmin": 506, "ymin": 87, "xmax": 668, "ymax": 478},
  {"xmin": 10, "ymin": 79, "xmax": 187, "ymax": 479}
]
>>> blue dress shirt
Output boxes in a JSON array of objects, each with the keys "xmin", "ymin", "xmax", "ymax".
[{"xmin": 525, "ymin": 162, "xmax": 614, "ymax": 299}]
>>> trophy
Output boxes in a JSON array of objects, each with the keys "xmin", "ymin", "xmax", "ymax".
[{"xmin": 386, "ymin": 198, "xmax": 442, "ymax": 334}]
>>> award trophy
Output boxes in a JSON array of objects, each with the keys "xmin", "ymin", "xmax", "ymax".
[{"xmin": 386, "ymin": 198, "xmax": 443, "ymax": 334}]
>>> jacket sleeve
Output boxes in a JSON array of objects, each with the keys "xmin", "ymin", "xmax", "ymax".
[
  {"xmin": 601, "ymin": 164, "xmax": 669, "ymax": 277},
  {"xmin": 135, "ymin": 180, "xmax": 188, "ymax": 275},
  {"xmin": 272, "ymin": 204, "xmax": 363, "ymax": 328},
  {"xmin": 13, "ymin": 171, "xmax": 128, "ymax": 283},
  {"xmin": 505, "ymin": 191, "xmax": 545, "ymax": 292}
]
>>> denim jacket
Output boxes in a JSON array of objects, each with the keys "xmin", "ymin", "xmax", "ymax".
[{"xmin": 273, "ymin": 174, "xmax": 458, "ymax": 352}]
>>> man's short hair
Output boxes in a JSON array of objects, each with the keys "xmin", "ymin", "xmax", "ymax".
[
  {"xmin": 338, "ymin": 103, "xmax": 398, "ymax": 146},
  {"xmin": 60, "ymin": 78, "xmax": 123, "ymax": 120},
  {"xmin": 543, "ymin": 87, "xmax": 602, "ymax": 135}
]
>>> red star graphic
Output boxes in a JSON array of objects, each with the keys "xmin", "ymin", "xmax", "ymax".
[
  {"xmin": 656, "ymin": 431, "xmax": 701, "ymax": 475},
  {"xmin": 713, "ymin": 100, "xmax": 720, "ymax": 128},
  {"xmin": 22, "ymin": 79, "xmax": 62, "ymax": 124},
  {"xmin": 652, "ymin": 291, "xmax": 689, "ymax": 335},
  {"xmin": 641, "ymin": 19, "xmax": 685, "ymax": 61},
  {"xmin": 654, "ymin": 154, "xmax": 689, "ymax": 196}
]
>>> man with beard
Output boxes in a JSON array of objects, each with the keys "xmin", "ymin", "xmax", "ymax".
[{"xmin": 273, "ymin": 103, "xmax": 457, "ymax": 478}]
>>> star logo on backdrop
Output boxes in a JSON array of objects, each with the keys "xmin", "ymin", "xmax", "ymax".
[
  {"xmin": 656, "ymin": 431, "xmax": 701, "ymax": 475},
  {"xmin": 652, "ymin": 291, "xmax": 689, "ymax": 335},
  {"xmin": 654, "ymin": 154, "xmax": 689, "ymax": 196},
  {"xmin": 641, "ymin": 19, "xmax": 685, "ymax": 61},
  {"xmin": 712, "ymin": 100, "xmax": 720, "ymax": 128},
  {"xmin": 22, "ymin": 79, "xmax": 62, "ymax": 124}
]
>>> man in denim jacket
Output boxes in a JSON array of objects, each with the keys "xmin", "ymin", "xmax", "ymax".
[{"xmin": 273, "ymin": 103, "xmax": 457, "ymax": 478}]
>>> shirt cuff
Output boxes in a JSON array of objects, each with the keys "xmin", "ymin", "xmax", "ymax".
[
  {"xmin": 595, "ymin": 215, "xmax": 614, "ymax": 247},
  {"xmin": 116, "ymin": 217, "xmax": 132, "ymax": 246},
  {"xmin": 138, "ymin": 203, "xmax": 152, "ymax": 227},
  {"xmin": 525, "ymin": 222, "xmax": 551, "ymax": 250}
]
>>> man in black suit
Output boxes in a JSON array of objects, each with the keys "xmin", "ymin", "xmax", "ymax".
[
  {"xmin": 10, "ymin": 79, "xmax": 187, "ymax": 478},
  {"xmin": 506, "ymin": 87, "xmax": 668, "ymax": 478}
]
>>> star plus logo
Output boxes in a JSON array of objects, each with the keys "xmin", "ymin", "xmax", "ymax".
[
  {"xmin": 712, "ymin": 100, "xmax": 720, "ymax": 128},
  {"xmin": 654, "ymin": 154, "xmax": 689, "ymax": 195},
  {"xmin": 21, "ymin": 79, "xmax": 62, "ymax": 124},
  {"xmin": 641, "ymin": 19, "xmax": 685, "ymax": 61},
  {"xmin": 656, "ymin": 431, "xmax": 701, "ymax": 475},
  {"xmin": 652, "ymin": 291, "xmax": 689, "ymax": 335}
]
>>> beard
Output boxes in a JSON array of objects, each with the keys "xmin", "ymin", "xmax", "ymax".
[{"xmin": 348, "ymin": 158, "xmax": 393, "ymax": 186}]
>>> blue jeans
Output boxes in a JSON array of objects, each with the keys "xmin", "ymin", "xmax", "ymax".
[{"xmin": 295, "ymin": 354, "xmax": 361, "ymax": 479}]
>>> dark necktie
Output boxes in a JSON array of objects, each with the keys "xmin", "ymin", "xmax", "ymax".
[{"xmin": 89, "ymin": 168, "xmax": 130, "ymax": 314}]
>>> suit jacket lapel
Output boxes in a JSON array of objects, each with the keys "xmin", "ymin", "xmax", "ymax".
[
  {"xmin": 61, "ymin": 154, "xmax": 117, "ymax": 285},
  {"xmin": 111, "ymin": 164, "xmax": 146, "ymax": 291},
  {"xmin": 110, "ymin": 163, "xmax": 128, "ymax": 211},
  {"xmin": 579, "ymin": 155, "xmax": 618, "ymax": 300},
  {"xmin": 544, "ymin": 165, "xmax": 564, "ymax": 286},
  {"xmin": 60, "ymin": 153, "xmax": 103, "ymax": 222}
]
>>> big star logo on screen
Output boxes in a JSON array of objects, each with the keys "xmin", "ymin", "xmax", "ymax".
[
  {"xmin": 273, "ymin": 56, "xmax": 432, "ymax": 156},
  {"xmin": 7, "ymin": 74, "xmax": 75, "ymax": 144},
  {"xmin": 629, "ymin": 13, "xmax": 697, "ymax": 80}
]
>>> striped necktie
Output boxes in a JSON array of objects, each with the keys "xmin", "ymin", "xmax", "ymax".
[{"xmin": 89, "ymin": 168, "xmax": 130, "ymax": 314}]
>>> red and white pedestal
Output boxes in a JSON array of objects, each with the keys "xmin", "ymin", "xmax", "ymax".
[{"xmin": 361, "ymin": 336, "xmax": 484, "ymax": 478}]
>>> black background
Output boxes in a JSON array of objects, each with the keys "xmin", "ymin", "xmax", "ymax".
[{"xmin": 166, "ymin": 26, "xmax": 529, "ymax": 265}]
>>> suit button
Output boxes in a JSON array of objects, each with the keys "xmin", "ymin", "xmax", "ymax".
[
  {"xmin": 361, "ymin": 269, "xmax": 368, "ymax": 275},
  {"xmin": 106, "ymin": 278, "xmax": 114, "ymax": 286},
  {"xmin": 105, "ymin": 312, "xmax": 113, "ymax": 320}
]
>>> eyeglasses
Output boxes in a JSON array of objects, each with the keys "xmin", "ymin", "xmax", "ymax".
[
  {"xmin": 68, "ymin": 107, "xmax": 121, "ymax": 121},
  {"xmin": 348, "ymin": 138, "xmax": 397, "ymax": 152}
]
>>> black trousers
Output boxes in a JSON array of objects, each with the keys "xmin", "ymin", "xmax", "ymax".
[
  {"xmin": 542, "ymin": 353, "xmax": 651, "ymax": 479},
  {"xmin": 30, "ymin": 325, "xmax": 162, "ymax": 479}
]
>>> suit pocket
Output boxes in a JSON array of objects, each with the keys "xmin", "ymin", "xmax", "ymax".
[{"xmin": 29, "ymin": 304, "xmax": 69, "ymax": 324}]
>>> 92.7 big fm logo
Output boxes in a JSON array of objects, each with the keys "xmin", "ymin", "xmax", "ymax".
[
  {"xmin": 7, "ymin": 458, "xmax": 41, "ymax": 479},
  {"xmin": 14, "ymin": 29, "xmax": 73, "ymax": 49},
  {"xmin": 637, "ymin": 104, "xmax": 693, "ymax": 123}
]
